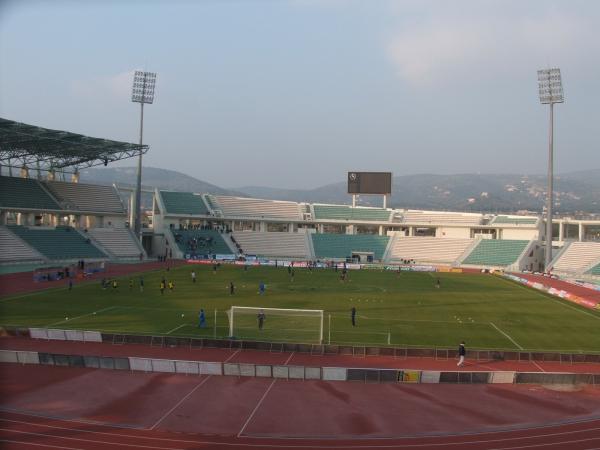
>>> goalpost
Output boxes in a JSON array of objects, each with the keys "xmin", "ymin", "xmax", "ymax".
[{"xmin": 228, "ymin": 306, "xmax": 324, "ymax": 344}]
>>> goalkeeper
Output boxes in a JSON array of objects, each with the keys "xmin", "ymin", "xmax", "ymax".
[{"xmin": 257, "ymin": 309, "xmax": 266, "ymax": 330}]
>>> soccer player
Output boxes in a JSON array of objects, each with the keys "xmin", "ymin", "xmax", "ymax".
[
  {"xmin": 457, "ymin": 341, "xmax": 466, "ymax": 367},
  {"xmin": 229, "ymin": 281, "xmax": 235, "ymax": 295},
  {"xmin": 351, "ymin": 307, "xmax": 357, "ymax": 327},
  {"xmin": 259, "ymin": 281, "xmax": 265, "ymax": 295},
  {"xmin": 129, "ymin": 278, "xmax": 133, "ymax": 291},
  {"xmin": 160, "ymin": 280, "xmax": 165, "ymax": 295},
  {"xmin": 191, "ymin": 271, "xmax": 197, "ymax": 283},
  {"xmin": 139, "ymin": 276, "xmax": 144, "ymax": 293},
  {"xmin": 435, "ymin": 278, "xmax": 441, "ymax": 289},
  {"xmin": 198, "ymin": 309, "xmax": 206, "ymax": 328},
  {"xmin": 68, "ymin": 279, "xmax": 73, "ymax": 291},
  {"xmin": 112, "ymin": 280, "xmax": 118, "ymax": 291},
  {"xmin": 257, "ymin": 309, "xmax": 266, "ymax": 330},
  {"xmin": 168, "ymin": 280, "xmax": 175, "ymax": 292}
]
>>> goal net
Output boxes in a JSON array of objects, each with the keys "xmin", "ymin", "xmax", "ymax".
[{"xmin": 228, "ymin": 306, "xmax": 324, "ymax": 344}]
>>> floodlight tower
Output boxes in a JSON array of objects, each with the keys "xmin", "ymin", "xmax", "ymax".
[
  {"xmin": 537, "ymin": 68, "xmax": 564, "ymax": 270},
  {"xmin": 131, "ymin": 71, "xmax": 157, "ymax": 240}
]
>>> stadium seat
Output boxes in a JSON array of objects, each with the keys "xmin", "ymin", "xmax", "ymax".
[
  {"xmin": 159, "ymin": 191, "xmax": 209, "ymax": 215},
  {"xmin": 312, "ymin": 204, "xmax": 391, "ymax": 221},
  {"xmin": 401, "ymin": 210, "xmax": 482, "ymax": 225},
  {"xmin": 491, "ymin": 215, "xmax": 538, "ymax": 225},
  {"xmin": 388, "ymin": 236, "xmax": 473, "ymax": 264},
  {"xmin": 461, "ymin": 239, "xmax": 529, "ymax": 267},
  {"xmin": 0, "ymin": 226, "xmax": 44, "ymax": 263},
  {"xmin": 0, "ymin": 176, "xmax": 61, "ymax": 211},
  {"xmin": 172, "ymin": 229, "xmax": 231, "ymax": 256},
  {"xmin": 312, "ymin": 233, "xmax": 389, "ymax": 260},
  {"xmin": 44, "ymin": 181, "xmax": 125, "ymax": 213},
  {"xmin": 8, "ymin": 226, "xmax": 107, "ymax": 260},
  {"xmin": 214, "ymin": 196, "xmax": 302, "ymax": 220},
  {"xmin": 552, "ymin": 242, "xmax": 600, "ymax": 275},
  {"xmin": 87, "ymin": 228, "xmax": 144, "ymax": 259},
  {"xmin": 232, "ymin": 231, "xmax": 309, "ymax": 258}
]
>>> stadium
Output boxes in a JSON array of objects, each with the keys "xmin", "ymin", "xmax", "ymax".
[{"xmin": 1, "ymin": 2, "xmax": 600, "ymax": 449}]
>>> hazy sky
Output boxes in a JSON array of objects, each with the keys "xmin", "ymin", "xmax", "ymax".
[{"xmin": 1, "ymin": 0, "xmax": 599, "ymax": 189}]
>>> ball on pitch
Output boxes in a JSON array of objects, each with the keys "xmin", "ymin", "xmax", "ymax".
[{"xmin": 181, "ymin": 313, "xmax": 185, "ymax": 318}]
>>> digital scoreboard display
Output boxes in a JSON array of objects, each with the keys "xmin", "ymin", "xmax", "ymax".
[{"xmin": 347, "ymin": 172, "xmax": 392, "ymax": 195}]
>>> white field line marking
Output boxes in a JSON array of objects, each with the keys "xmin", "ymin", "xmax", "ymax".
[
  {"xmin": 165, "ymin": 323, "xmax": 188, "ymax": 335},
  {"xmin": 0, "ymin": 438, "xmax": 84, "ymax": 450},
  {"xmin": 224, "ymin": 349, "xmax": 241, "ymax": 363},
  {"xmin": 490, "ymin": 322, "xmax": 523, "ymax": 350},
  {"xmin": 237, "ymin": 379, "xmax": 277, "ymax": 438},
  {"xmin": 2, "ymin": 416, "xmax": 600, "ymax": 447},
  {"xmin": 45, "ymin": 306, "xmax": 118, "ymax": 327},
  {"xmin": 531, "ymin": 360, "xmax": 546, "ymax": 372},
  {"xmin": 150, "ymin": 376, "xmax": 212, "ymax": 430},
  {"xmin": 0, "ymin": 428, "xmax": 183, "ymax": 449},
  {"xmin": 283, "ymin": 352, "xmax": 294, "ymax": 365}
]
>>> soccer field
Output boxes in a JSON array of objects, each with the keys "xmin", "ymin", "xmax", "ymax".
[{"xmin": 1, "ymin": 264, "xmax": 600, "ymax": 352}]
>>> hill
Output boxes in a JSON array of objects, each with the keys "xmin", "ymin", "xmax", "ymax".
[{"xmin": 81, "ymin": 166, "xmax": 600, "ymax": 214}]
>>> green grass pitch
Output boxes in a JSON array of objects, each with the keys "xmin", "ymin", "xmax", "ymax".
[{"xmin": 1, "ymin": 264, "xmax": 600, "ymax": 352}]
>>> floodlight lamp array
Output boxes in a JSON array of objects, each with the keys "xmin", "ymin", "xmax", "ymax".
[
  {"xmin": 131, "ymin": 71, "xmax": 157, "ymax": 104},
  {"xmin": 537, "ymin": 68, "xmax": 564, "ymax": 104}
]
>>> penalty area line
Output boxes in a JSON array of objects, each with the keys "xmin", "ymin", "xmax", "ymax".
[
  {"xmin": 165, "ymin": 323, "xmax": 189, "ymax": 335},
  {"xmin": 489, "ymin": 322, "xmax": 523, "ymax": 350}
]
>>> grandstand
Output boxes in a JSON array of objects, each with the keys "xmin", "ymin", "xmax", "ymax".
[
  {"xmin": 8, "ymin": 226, "xmax": 107, "ymax": 260},
  {"xmin": 551, "ymin": 242, "xmax": 600, "ymax": 275},
  {"xmin": 312, "ymin": 233, "xmax": 389, "ymax": 261},
  {"xmin": 232, "ymin": 231, "xmax": 310, "ymax": 259},
  {"xmin": 388, "ymin": 236, "xmax": 473, "ymax": 265},
  {"xmin": 44, "ymin": 181, "xmax": 125, "ymax": 214},
  {"xmin": 0, "ymin": 176, "xmax": 61, "ymax": 212},
  {"xmin": 461, "ymin": 239, "xmax": 530, "ymax": 268},
  {"xmin": 159, "ymin": 191, "xmax": 209, "ymax": 215},
  {"xmin": 312, "ymin": 204, "xmax": 392, "ymax": 222},
  {"xmin": 87, "ymin": 228, "xmax": 144, "ymax": 259},
  {"xmin": 0, "ymin": 226, "xmax": 44, "ymax": 263},
  {"xmin": 491, "ymin": 215, "xmax": 539, "ymax": 225},
  {"xmin": 171, "ymin": 229, "xmax": 232, "ymax": 256},
  {"xmin": 214, "ymin": 195, "xmax": 302, "ymax": 220},
  {"xmin": 401, "ymin": 210, "xmax": 483, "ymax": 225}
]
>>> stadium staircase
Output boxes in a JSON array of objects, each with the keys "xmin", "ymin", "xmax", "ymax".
[
  {"xmin": 7, "ymin": 225, "xmax": 107, "ymax": 261},
  {"xmin": 312, "ymin": 233, "xmax": 389, "ymax": 260},
  {"xmin": 460, "ymin": 239, "xmax": 530, "ymax": 268},
  {"xmin": 550, "ymin": 242, "xmax": 600, "ymax": 276},
  {"xmin": 203, "ymin": 194, "xmax": 223, "ymax": 217},
  {"xmin": 231, "ymin": 230, "xmax": 310, "ymax": 259},
  {"xmin": 0, "ymin": 176, "xmax": 62, "ymax": 211},
  {"xmin": 0, "ymin": 226, "xmax": 45, "ymax": 264}
]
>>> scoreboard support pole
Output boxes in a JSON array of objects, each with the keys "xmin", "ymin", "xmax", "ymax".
[
  {"xmin": 383, "ymin": 194, "xmax": 387, "ymax": 209},
  {"xmin": 352, "ymin": 194, "xmax": 357, "ymax": 208}
]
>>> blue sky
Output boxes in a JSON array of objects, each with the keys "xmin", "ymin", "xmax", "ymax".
[{"xmin": 1, "ymin": 0, "xmax": 599, "ymax": 189}]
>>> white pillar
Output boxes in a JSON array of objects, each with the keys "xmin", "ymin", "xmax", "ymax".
[
  {"xmin": 558, "ymin": 221, "xmax": 564, "ymax": 242},
  {"xmin": 579, "ymin": 223, "xmax": 584, "ymax": 242}
]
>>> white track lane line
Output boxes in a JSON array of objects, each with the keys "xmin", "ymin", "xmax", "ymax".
[
  {"xmin": 149, "ymin": 376, "xmax": 212, "ymax": 431},
  {"xmin": 224, "ymin": 348, "xmax": 241, "ymax": 363},
  {"xmin": 490, "ymin": 322, "xmax": 524, "ymax": 350},
  {"xmin": 237, "ymin": 379, "xmax": 277, "ymax": 438},
  {"xmin": 283, "ymin": 352, "xmax": 295, "ymax": 365}
]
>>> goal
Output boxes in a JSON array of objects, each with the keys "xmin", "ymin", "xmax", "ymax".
[{"xmin": 228, "ymin": 306, "xmax": 324, "ymax": 344}]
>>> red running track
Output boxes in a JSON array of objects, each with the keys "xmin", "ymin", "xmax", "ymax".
[
  {"xmin": 515, "ymin": 273, "xmax": 600, "ymax": 303},
  {"xmin": 0, "ymin": 261, "xmax": 184, "ymax": 298},
  {"xmin": 1, "ymin": 364, "xmax": 600, "ymax": 449},
  {"xmin": 3, "ymin": 336, "xmax": 600, "ymax": 374}
]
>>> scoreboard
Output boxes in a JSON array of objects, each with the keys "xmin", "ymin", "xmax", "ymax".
[{"xmin": 347, "ymin": 172, "xmax": 392, "ymax": 195}]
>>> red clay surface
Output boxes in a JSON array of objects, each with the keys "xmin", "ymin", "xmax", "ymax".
[
  {"xmin": 0, "ymin": 261, "xmax": 184, "ymax": 297},
  {"xmin": 3, "ymin": 336, "xmax": 600, "ymax": 374},
  {"xmin": 1, "ymin": 363, "xmax": 600, "ymax": 449}
]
